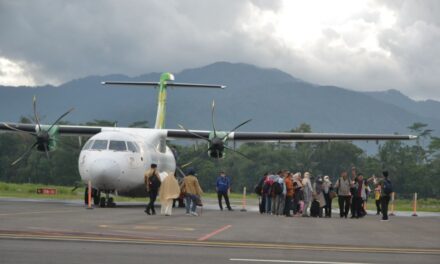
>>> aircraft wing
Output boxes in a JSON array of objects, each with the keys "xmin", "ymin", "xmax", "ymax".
[
  {"xmin": 166, "ymin": 129, "xmax": 416, "ymax": 142},
  {"xmin": 0, "ymin": 123, "xmax": 102, "ymax": 136}
]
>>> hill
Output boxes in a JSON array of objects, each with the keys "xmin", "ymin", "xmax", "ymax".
[{"xmin": 0, "ymin": 62, "xmax": 438, "ymax": 140}]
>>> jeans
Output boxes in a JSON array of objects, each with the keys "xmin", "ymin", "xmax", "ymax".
[
  {"xmin": 217, "ymin": 191, "xmax": 232, "ymax": 210},
  {"xmin": 185, "ymin": 194, "xmax": 198, "ymax": 213},
  {"xmin": 381, "ymin": 195, "xmax": 390, "ymax": 220},
  {"xmin": 265, "ymin": 195, "xmax": 272, "ymax": 214},
  {"xmin": 338, "ymin": 195, "xmax": 350, "ymax": 217}
]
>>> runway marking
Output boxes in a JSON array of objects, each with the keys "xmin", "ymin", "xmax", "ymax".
[
  {"xmin": 197, "ymin": 224, "xmax": 232, "ymax": 241},
  {"xmin": 0, "ymin": 231, "xmax": 439, "ymax": 255},
  {"xmin": 0, "ymin": 210, "xmax": 77, "ymax": 217},
  {"xmin": 98, "ymin": 224, "xmax": 195, "ymax": 231},
  {"xmin": 230, "ymin": 259, "xmax": 372, "ymax": 264}
]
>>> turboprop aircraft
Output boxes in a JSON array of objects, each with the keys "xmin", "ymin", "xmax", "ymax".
[{"xmin": 0, "ymin": 72, "xmax": 416, "ymax": 207}]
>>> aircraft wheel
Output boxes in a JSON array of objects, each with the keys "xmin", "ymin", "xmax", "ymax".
[
  {"xmin": 99, "ymin": 197, "xmax": 106, "ymax": 207},
  {"xmin": 107, "ymin": 197, "xmax": 116, "ymax": 208},
  {"xmin": 93, "ymin": 189, "xmax": 101, "ymax": 205}
]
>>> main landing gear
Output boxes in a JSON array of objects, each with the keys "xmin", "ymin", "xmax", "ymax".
[{"xmin": 84, "ymin": 188, "xmax": 116, "ymax": 208}]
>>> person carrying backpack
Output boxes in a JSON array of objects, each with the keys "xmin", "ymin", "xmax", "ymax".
[
  {"xmin": 144, "ymin": 163, "xmax": 161, "ymax": 215},
  {"xmin": 271, "ymin": 171, "xmax": 286, "ymax": 215},
  {"xmin": 255, "ymin": 173, "xmax": 268, "ymax": 214},
  {"xmin": 380, "ymin": 171, "xmax": 393, "ymax": 221}
]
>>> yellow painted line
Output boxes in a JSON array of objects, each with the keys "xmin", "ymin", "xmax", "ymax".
[
  {"xmin": 0, "ymin": 232, "xmax": 439, "ymax": 255},
  {"xmin": 0, "ymin": 210, "xmax": 78, "ymax": 216},
  {"xmin": 98, "ymin": 224, "xmax": 195, "ymax": 231}
]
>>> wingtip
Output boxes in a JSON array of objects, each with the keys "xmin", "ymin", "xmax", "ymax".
[
  {"xmin": 409, "ymin": 135, "xmax": 418, "ymax": 140},
  {"xmin": 101, "ymin": 81, "xmax": 106, "ymax": 85}
]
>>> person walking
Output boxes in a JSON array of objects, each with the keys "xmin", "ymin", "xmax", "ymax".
[
  {"xmin": 216, "ymin": 171, "xmax": 233, "ymax": 211},
  {"xmin": 323, "ymin": 175, "xmax": 333, "ymax": 218},
  {"xmin": 335, "ymin": 171, "xmax": 351, "ymax": 218},
  {"xmin": 180, "ymin": 168, "xmax": 204, "ymax": 216},
  {"xmin": 380, "ymin": 171, "xmax": 393, "ymax": 221},
  {"xmin": 159, "ymin": 171, "xmax": 181, "ymax": 216},
  {"xmin": 144, "ymin": 163, "xmax": 161, "ymax": 215}
]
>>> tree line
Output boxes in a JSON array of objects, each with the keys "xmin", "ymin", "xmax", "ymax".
[{"xmin": 1, "ymin": 120, "xmax": 439, "ymax": 198}]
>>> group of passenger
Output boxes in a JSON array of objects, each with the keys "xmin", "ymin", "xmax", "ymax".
[
  {"xmin": 143, "ymin": 163, "xmax": 393, "ymax": 221},
  {"xmin": 255, "ymin": 167, "xmax": 393, "ymax": 221},
  {"xmin": 144, "ymin": 164, "xmax": 204, "ymax": 216}
]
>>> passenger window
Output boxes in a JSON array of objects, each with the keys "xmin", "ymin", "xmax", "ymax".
[
  {"xmin": 91, "ymin": 140, "xmax": 108, "ymax": 150},
  {"xmin": 109, "ymin": 140, "xmax": 127, "ymax": 151},
  {"xmin": 82, "ymin": 140, "xmax": 94, "ymax": 150},
  {"xmin": 127, "ymin": 141, "xmax": 139, "ymax": 153}
]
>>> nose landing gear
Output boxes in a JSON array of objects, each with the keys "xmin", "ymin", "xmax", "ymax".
[{"xmin": 84, "ymin": 188, "xmax": 116, "ymax": 207}]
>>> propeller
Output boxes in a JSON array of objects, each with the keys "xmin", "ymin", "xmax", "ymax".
[
  {"xmin": 179, "ymin": 100, "xmax": 252, "ymax": 160},
  {"xmin": 6, "ymin": 96, "xmax": 74, "ymax": 166}
]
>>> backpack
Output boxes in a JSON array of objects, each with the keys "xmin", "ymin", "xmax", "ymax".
[
  {"xmin": 254, "ymin": 177, "xmax": 265, "ymax": 195},
  {"xmin": 272, "ymin": 181, "xmax": 283, "ymax": 195},
  {"xmin": 262, "ymin": 178, "xmax": 273, "ymax": 195},
  {"xmin": 149, "ymin": 174, "xmax": 161, "ymax": 190},
  {"xmin": 310, "ymin": 200, "xmax": 320, "ymax": 217},
  {"xmin": 383, "ymin": 179, "xmax": 393, "ymax": 195}
]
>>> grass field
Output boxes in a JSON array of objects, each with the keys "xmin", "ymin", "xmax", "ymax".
[{"xmin": 1, "ymin": 182, "xmax": 439, "ymax": 212}]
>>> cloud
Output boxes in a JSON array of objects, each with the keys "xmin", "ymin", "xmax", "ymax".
[{"xmin": 0, "ymin": 0, "xmax": 439, "ymax": 100}]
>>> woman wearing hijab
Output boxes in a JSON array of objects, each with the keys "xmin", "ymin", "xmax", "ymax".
[
  {"xmin": 302, "ymin": 172, "xmax": 313, "ymax": 217},
  {"xmin": 159, "ymin": 172, "xmax": 181, "ymax": 216}
]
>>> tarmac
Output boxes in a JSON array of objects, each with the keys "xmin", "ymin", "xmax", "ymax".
[{"xmin": 0, "ymin": 197, "xmax": 439, "ymax": 264}]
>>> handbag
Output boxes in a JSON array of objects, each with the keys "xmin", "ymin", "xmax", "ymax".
[{"xmin": 329, "ymin": 190, "xmax": 337, "ymax": 199}]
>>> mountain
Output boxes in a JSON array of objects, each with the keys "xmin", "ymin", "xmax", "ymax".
[
  {"xmin": 0, "ymin": 62, "xmax": 438, "ymax": 143},
  {"xmin": 364, "ymin": 89, "xmax": 440, "ymax": 122}
]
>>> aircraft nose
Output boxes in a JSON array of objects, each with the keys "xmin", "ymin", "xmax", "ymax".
[{"xmin": 90, "ymin": 159, "xmax": 120, "ymax": 186}]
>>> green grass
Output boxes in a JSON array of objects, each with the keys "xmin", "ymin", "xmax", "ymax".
[{"xmin": 0, "ymin": 182, "xmax": 439, "ymax": 212}]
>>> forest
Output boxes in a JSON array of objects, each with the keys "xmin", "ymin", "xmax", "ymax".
[{"xmin": 1, "ymin": 120, "xmax": 439, "ymax": 198}]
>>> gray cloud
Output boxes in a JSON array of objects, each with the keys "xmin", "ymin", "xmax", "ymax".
[{"xmin": 0, "ymin": 0, "xmax": 439, "ymax": 100}]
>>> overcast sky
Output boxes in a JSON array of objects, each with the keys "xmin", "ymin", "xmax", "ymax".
[{"xmin": 0, "ymin": 0, "xmax": 439, "ymax": 100}]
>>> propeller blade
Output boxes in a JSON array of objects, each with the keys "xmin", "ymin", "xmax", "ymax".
[
  {"xmin": 33, "ymin": 95, "xmax": 42, "ymax": 133},
  {"xmin": 43, "ymin": 143, "xmax": 50, "ymax": 160},
  {"xmin": 11, "ymin": 142, "xmax": 38, "ymax": 166},
  {"xmin": 224, "ymin": 145, "xmax": 252, "ymax": 161},
  {"xmin": 222, "ymin": 119, "xmax": 252, "ymax": 140},
  {"xmin": 48, "ymin": 108, "xmax": 75, "ymax": 132},
  {"xmin": 178, "ymin": 124, "xmax": 210, "ymax": 142},
  {"xmin": 2, "ymin": 123, "xmax": 37, "ymax": 136},
  {"xmin": 211, "ymin": 100, "xmax": 217, "ymax": 137}
]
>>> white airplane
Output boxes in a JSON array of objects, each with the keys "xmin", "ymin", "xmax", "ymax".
[{"xmin": 0, "ymin": 72, "xmax": 416, "ymax": 207}]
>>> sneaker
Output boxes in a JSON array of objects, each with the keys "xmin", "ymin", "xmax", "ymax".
[
  {"xmin": 381, "ymin": 219, "xmax": 389, "ymax": 222},
  {"xmin": 185, "ymin": 212, "xmax": 190, "ymax": 216},
  {"xmin": 190, "ymin": 212, "xmax": 199, "ymax": 216}
]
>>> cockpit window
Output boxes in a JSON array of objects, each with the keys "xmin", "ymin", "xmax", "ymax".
[
  {"xmin": 127, "ymin": 141, "xmax": 140, "ymax": 153},
  {"xmin": 91, "ymin": 140, "xmax": 108, "ymax": 150},
  {"xmin": 109, "ymin": 140, "xmax": 127, "ymax": 151},
  {"xmin": 83, "ymin": 140, "xmax": 94, "ymax": 150}
]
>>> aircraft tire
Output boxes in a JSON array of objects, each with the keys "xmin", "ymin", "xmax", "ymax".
[
  {"xmin": 107, "ymin": 197, "xmax": 116, "ymax": 208},
  {"xmin": 93, "ymin": 189, "xmax": 100, "ymax": 205},
  {"xmin": 99, "ymin": 197, "xmax": 106, "ymax": 208}
]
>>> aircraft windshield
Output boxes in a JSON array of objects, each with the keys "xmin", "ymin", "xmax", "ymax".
[
  {"xmin": 82, "ymin": 140, "xmax": 94, "ymax": 150},
  {"xmin": 127, "ymin": 141, "xmax": 140, "ymax": 153},
  {"xmin": 91, "ymin": 140, "xmax": 108, "ymax": 150},
  {"xmin": 109, "ymin": 140, "xmax": 127, "ymax": 151}
]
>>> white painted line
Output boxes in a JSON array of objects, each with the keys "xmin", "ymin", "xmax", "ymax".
[{"xmin": 229, "ymin": 259, "xmax": 372, "ymax": 264}]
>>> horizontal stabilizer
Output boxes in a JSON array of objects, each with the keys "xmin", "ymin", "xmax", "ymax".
[{"xmin": 102, "ymin": 81, "xmax": 225, "ymax": 88}]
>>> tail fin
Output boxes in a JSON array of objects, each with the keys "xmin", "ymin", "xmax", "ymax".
[{"xmin": 102, "ymin": 72, "xmax": 225, "ymax": 129}]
